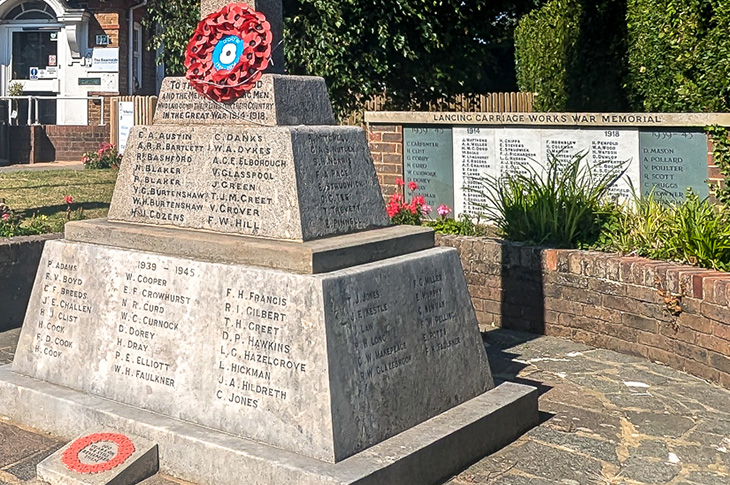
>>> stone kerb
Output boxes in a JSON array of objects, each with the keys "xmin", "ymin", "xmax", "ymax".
[{"xmin": 437, "ymin": 234, "xmax": 730, "ymax": 389}]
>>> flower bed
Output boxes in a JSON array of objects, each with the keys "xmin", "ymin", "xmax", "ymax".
[{"xmin": 437, "ymin": 234, "xmax": 730, "ymax": 389}]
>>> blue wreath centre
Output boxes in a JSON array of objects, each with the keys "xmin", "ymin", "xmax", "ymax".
[{"xmin": 212, "ymin": 35, "xmax": 244, "ymax": 72}]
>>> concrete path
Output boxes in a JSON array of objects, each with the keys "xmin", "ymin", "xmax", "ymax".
[
  {"xmin": 0, "ymin": 161, "xmax": 84, "ymax": 173},
  {"xmin": 1, "ymin": 326, "xmax": 729, "ymax": 484}
]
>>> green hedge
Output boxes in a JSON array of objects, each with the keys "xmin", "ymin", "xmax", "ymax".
[
  {"xmin": 515, "ymin": 0, "xmax": 628, "ymax": 112},
  {"xmin": 626, "ymin": 0, "xmax": 730, "ymax": 112}
]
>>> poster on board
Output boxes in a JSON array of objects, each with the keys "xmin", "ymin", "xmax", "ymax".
[{"xmin": 118, "ymin": 102, "xmax": 134, "ymax": 155}]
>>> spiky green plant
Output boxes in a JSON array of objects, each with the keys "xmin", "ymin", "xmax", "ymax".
[{"xmin": 467, "ymin": 152, "xmax": 626, "ymax": 248}]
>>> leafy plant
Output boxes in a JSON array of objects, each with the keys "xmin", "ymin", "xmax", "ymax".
[
  {"xmin": 468, "ymin": 152, "xmax": 627, "ymax": 248},
  {"xmin": 0, "ymin": 199, "xmax": 52, "ymax": 237},
  {"xmin": 145, "ymin": 0, "xmax": 536, "ymax": 117},
  {"xmin": 626, "ymin": 0, "xmax": 730, "ymax": 112},
  {"xmin": 515, "ymin": 0, "xmax": 628, "ymax": 112},
  {"xmin": 707, "ymin": 125, "xmax": 730, "ymax": 207},
  {"xmin": 82, "ymin": 143, "xmax": 121, "ymax": 170},
  {"xmin": 425, "ymin": 213, "xmax": 487, "ymax": 237},
  {"xmin": 598, "ymin": 190, "xmax": 730, "ymax": 271},
  {"xmin": 7, "ymin": 82, "xmax": 23, "ymax": 97}
]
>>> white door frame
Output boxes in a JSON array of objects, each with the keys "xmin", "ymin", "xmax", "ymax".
[{"xmin": 0, "ymin": 21, "xmax": 65, "ymax": 96}]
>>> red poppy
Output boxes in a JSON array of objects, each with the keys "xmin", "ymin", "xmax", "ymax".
[{"xmin": 184, "ymin": 3, "xmax": 272, "ymax": 102}]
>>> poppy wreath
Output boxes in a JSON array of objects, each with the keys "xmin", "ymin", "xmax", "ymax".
[
  {"xmin": 61, "ymin": 433, "xmax": 136, "ymax": 474},
  {"xmin": 185, "ymin": 3, "xmax": 273, "ymax": 102}
]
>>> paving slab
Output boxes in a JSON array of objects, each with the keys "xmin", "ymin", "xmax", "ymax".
[{"xmin": 2, "ymin": 327, "xmax": 730, "ymax": 484}]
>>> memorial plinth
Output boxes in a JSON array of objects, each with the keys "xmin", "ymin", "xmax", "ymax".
[{"xmin": 0, "ymin": 1, "xmax": 538, "ymax": 483}]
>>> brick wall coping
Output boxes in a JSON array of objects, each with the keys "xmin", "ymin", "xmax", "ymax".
[{"xmin": 365, "ymin": 111, "xmax": 730, "ymax": 127}]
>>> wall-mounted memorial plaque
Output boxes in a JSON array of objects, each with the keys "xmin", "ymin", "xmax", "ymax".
[
  {"xmin": 639, "ymin": 130, "xmax": 709, "ymax": 202},
  {"xmin": 453, "ymin": 127, "xmax": 641, "ymax": 217},
  {"xmin": 403, "ymin": 127, "xmax": 454, "ymax": 210},
  {"xmin": 542, "ymin": 128, "xmax": 640, "ymax": 201},
  {"xmin": 453, "ymin": 127, "xmax": 497, "ymax": 217},
  {"xmin": 496, "ymin": 128, "xmax": 540, "ymax": 177}
]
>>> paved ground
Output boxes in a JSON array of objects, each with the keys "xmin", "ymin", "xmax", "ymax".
[
  {"xmin": 2, "ymin": 326, "xmax": 730, "ymax": 484},
  {"xmin": 0, "ymin": 161, "xmax": 84, "ymax": 173}
]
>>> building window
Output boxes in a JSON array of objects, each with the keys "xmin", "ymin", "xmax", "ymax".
[
  {"xmin": 12, "ymin": 30, "xmax": 58, "ymax": 79},
  {"xmin": 133, "ymin": 23, "xmax": 142, "ymax": 91},
  {"xmin": 6, "ymin": 1, "xmax": 55, "ymax": 20}
]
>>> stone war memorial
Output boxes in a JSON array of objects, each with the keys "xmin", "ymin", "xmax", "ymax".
[{"xmin": 0, "ymin": 1, "xmax": 537, "ymax": 484}]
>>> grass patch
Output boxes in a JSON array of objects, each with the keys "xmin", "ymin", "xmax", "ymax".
[{"xmin": 0, "ymin": 169, "xmax": 118, "ymax": 233}]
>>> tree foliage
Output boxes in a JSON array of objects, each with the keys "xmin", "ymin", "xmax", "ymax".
[
  {"xmin": 144, "ymin": 0, "xmax": 539, "ymax": 117},
  {"xmin": 626, "ymin": 0, "xmax": 730, "ymax": 112},
  {"xmin": 514, "ymin": 0, "xmax": 628, "ymax": 112},
  {"xmin": 144, "ymin": 0, "xmax": 200, "ymax": 76},
  {"xmin": 283, "ymin": 0, "xmax": 538, "ymax": 116}
]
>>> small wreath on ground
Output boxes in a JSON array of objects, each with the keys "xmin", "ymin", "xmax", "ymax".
[
  {"xmin": 185, "ymin": 3, "xmax": 273, "ymax": 102},
  {"xmin": 61, "ymin": 433, "xmax": 135, "ymax": 474}
]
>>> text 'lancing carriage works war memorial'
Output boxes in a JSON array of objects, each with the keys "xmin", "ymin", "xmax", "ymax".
[{"xmin": 0, "ymin": 1, "xmax": 537, "ymax": 484}]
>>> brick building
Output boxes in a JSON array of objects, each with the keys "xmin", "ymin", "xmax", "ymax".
[{"xmin": 0, "ymin": 0, "xmax": 159, "ymax": 126}]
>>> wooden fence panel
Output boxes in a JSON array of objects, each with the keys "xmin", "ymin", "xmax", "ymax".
[
  {"xmin": 343, "ymin": 92, "xmax": 534, "ymax": 125},
  {"xmin": 108, "ymin": 95, "xmax": 158, "ymax": 145}
]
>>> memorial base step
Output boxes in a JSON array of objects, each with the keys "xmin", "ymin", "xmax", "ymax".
[
  {"xmin": 0, "ymin": 366, "xmax": 538, "ymax": 485},
  {"xmin": 65, "ymin": 220, "xmax": 435, "ymax": 274}
]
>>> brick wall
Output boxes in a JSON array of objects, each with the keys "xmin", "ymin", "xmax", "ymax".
[
  {"xmin": 0, "ymin": 234, "xmax": 62, "ymax": 332},
  {"xmin": 9, "ymin": 126, "xmax": 110, "ymax": 164},
  {"xmin": 367, "ymin": 124, "xmax": 403, "ymax": 200},
  {"xmin": 437, "ymin": 234, "xmax": 730, "ymax": 388}
]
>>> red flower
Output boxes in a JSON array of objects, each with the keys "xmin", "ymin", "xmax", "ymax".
[
  {"xmin": 386, "ymin": 203, "xmax": 400, "ymax": 218},
  {"xmin": 412, "ymin": 195, "xmax": 425, "ymax": 207},
  {"xmin": 185, "ymin": 3, "xmax": 273, "ymax": 102},
  {"xmin": 408, "ymin": 181, "xmax": 418, "ymax": 191},
  {"xmin": 395, "ymin": 178, "xmax": 405, "ymax": 187},
  {"xmin": 64, "ymin": 195, "xmax": 74, "ymax": 205}
]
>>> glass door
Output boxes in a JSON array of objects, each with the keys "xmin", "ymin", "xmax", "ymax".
[
  {"xmin": 11, "ymin": 29, "xmax": 59, "ymax": 124},
  {"xmin": 12, "ymin": 30, "xmax": 57, "ymax": 80}
]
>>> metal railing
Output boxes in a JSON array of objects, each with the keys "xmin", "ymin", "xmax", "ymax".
[{"xmin": 0, "ymin": 96, "xmax": 106, "ymax": 126}]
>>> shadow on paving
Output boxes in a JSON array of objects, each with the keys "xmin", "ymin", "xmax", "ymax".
[{"xmin": 20, "ymin": 201, "xmax": 110, "ymax": 218}]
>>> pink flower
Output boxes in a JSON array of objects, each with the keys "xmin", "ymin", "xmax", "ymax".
[
  {"xmin": 64, "ymin": 195, "xmax": 74, "ymax": 205},
  {"xmin": 1, "ymin": 213, "xmax": 9, "ymax": 221},
  {"xmin": 422, "ymin": 204, "xmax": 433, "ymax": 215},
  {"xmin": 437, "ymin": 204, "xmax": 451, "ymax": 217},
  {"xmin": 395, "ymin": 178, "xmax": 405, "ymax": 187},
  {"xmin": 81, "ymin": 155, "xmax": 90, "ymax": 164},
  {"xmin": 408, "ymin": 181, "xmax": 418, "ymax": 191}
]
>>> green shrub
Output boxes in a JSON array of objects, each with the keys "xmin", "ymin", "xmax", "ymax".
[
  {"xmin": 626, "ymin": 0, "xmax": 730, "ymax": 112},
  {"xmin": 707, "ymin": 125, "xmax": 730, "ymax": 207},
  {"xmin": 514, "ymin": 0, "xmax": 628, "ymax": 111},
  {"xmin": 598, "ymin": 191, "xmax": 730, "ymax": 271},
  {"xmin": 425, "ymin": 213, "xmax": 487, "ymax": 237},
  {"xmin": 82, "ymin": 143, "xmax": 121, "ymax": 170},
  {"xmin": 468, "ymin": 153, "xmax": 626, "ymax": 248}
]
